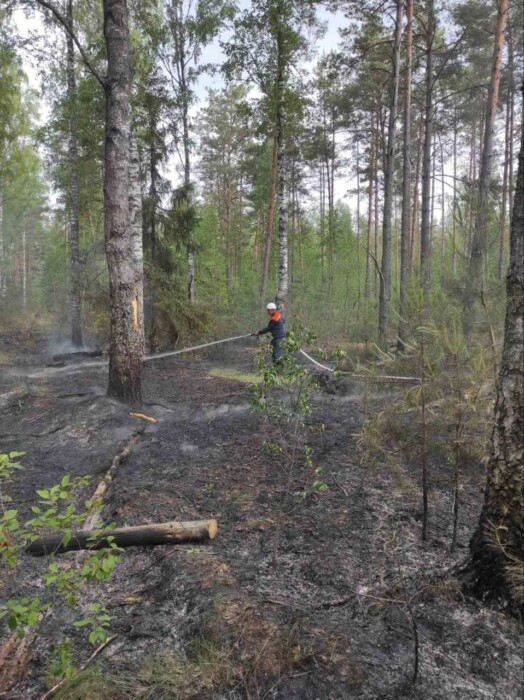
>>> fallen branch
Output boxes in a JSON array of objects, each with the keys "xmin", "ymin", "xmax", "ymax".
[
  {"xmin": 83, "ymin": 429, "xmax": 144, "ymax": 530},
  {"xmin": 39, "ymin": 635, "xmax": 118, "ymax": 700},
  {"xmin": 25, "ymin": 519, "xmax": 218, "ymax": 556}
]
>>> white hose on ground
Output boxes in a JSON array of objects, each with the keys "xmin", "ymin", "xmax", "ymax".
[
  {"xmin": 298, "ymin": 349, "xmax": 420, "ymax": 384},
  {"xmin": 142, "ymin": 334, "xmax": 252, "ymax": 362}
]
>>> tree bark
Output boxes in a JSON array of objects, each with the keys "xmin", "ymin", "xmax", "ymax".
[
  {"xmin": 498, "ymin": 93, "xmax": 511, "ymax": 280},
  {"xmin": 0, "ymin": 182, "xmax": 4, "ymax": 298},
  {"xmin": 22, "ymin": 230, "xmax": 27, "ymax": 310},
  {"xmin": 129, "ymin": 130, "xmax": 145, "ymax": 357},
  {"xmin": 103, "ymin": 0, "xmax": 142, "ymax": 403},
  {"xmin": 67, "ymin": 0, "xmax": 83, "ymax": 348},
  {"xmin": 452, "ymin": 111, "xmax": 457, "ymax": 275},
  {"xmin": 462, "ymin": 100, "xmax": 523, "ymax": 610},
  {"xmin": 275, "ymin": 84, "xmax": 288, "ymax": 309},
  {"xmin": 260, "ymin": 132, "xmax": 278, "ymax": 305},
  {"xmin": 397, "ymin": 0, "xmax": 413, "ymax": 350},
  {"xmin": 25, "ymin": 519, "xmax": 218, "ymax": 556},
  {"xmin": 420, "ymin": 0, "xmax": 435, "ymax": 297},
  {"xmin": 409, "ymin": 116, "xmax": 422, "ymax": 268},
  {"xmin": 378, "ymin": 0, "xmax": 402, "ymax": 345},
  {"xmin": 468, "ymin": 0, "xmax": 508, "ymax": 297},
  {"xmin": 365, "ymin": 130, "xmax": 373, "ymax": 300}
]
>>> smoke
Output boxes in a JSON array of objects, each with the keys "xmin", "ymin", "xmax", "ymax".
[{"xmin": 47, "ymin": 338, "xmax": 98, "ymax": 357}]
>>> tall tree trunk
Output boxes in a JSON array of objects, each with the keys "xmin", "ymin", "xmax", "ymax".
[
  {"xmin": 498, "ymin": 93, "xmax": 511, "ymax": 280},
  {"xmin": 468, "ymin": 0, "xmax": 508, "ymax": 297},
  {"xmin": 104, "ymin": 0, "xmax": 142, "ymax": 403},
  {"xmin": 378, "ymin": 0, "xmax": 403, "ymax": 345},
  {"xmin": 275, "ymin": 63, "xmax": 288, "ymax": 309},
  {"xmin": 420, "ymin": 0, "xmax": 435, "ymax": 296},
  {"xmin": 22, "ymin": 229, "xmax": 27, "ymax": 310},
  {"xmin": 147, "ymin": 116, "xmax": 159, "ymax": 353},
  {"xmin": 67, "ymin": 0, "xmax": 83, "ymax": 347},
  {"xmin": 440, "ymin": 133, "xmax": 445, "ymax": 276},
  {"xmin": 462, "ymin": 102, "xmax": 523, "ymax": 609},
  {"xmin": 398, "ymin": 0, "xmax": 413, "ymax": 349},
  {"xmin": 356, "ymin": 139, "xmax": 361, "ymax": 303},
  {"xmin": 452, "ymin": 112, "xmax": 458, "ymax": 275},
  {"xmin": 365, "ymin": 130, "xmax": 373, "ymax": 300},
  {"xmin": 410, "ymin": 116, "xmax": 422, "ymax": 268},
  {"xmin": 0, "ymin": 183, "xmax": 5, "ymax": 298},
  {"xmin": 260, "ymin": 132, "xmax": 278, "ymax": 304},
  {"xmin": 507, "ymin": 20, "xmax": 515, "ymax": 221},
  {"xmin": 374, "ymin": 110, "xmax": 379, "ymax": 299},
  {"xmin": 129, "ymin": 130, "xmax": 145, "ymax": 358}
]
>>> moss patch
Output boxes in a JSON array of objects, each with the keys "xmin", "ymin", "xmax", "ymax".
[{"xmin": 208, "ymin": 367, "xmax": 262, "ymax": 384}]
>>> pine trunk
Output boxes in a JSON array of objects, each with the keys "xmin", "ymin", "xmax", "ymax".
[
  {"xmin": 275, "ymin": 49, "xmax": 288, "ymax": 310},
  {"xmin": 498, "ymin": 94, "xmax": 511, "ymax": 280},
  {"xmin": 365, "ymin": 129, "xmax": 373, "ymax": 300},
  {"xmin": 398, "ymin": 0, "xmax": 413, "ymax": 349},
  {"xmin": 103, "ymin": 0, "xmax": 142, "ymax": 403},
  {"xmin": 420, "ymin": 0, "xmax": 435, "ymax": 296},
  {"xmin": 67, "ymin": 0, "xmax": 83, "ymax": 348},
  {"xmin": 378, "ymin": 0, "xmax": 402, "ymax": 345},
  {"xmin": 462, "ymin": 108, "xmax": 523, "ymax": 610},
  {"xmin": 0, "ymin": 183, "xmax": 5, "ymax": 298},
  {"xmin": 469, "ymin": 0, "xmax": 508, "ymax": 294}
]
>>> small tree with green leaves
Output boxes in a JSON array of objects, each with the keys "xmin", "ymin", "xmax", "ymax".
[{"xmin": 0, "ymin": 452, "xmax": 121, "ymax": 682}]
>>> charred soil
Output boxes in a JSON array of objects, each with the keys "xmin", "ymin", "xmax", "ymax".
[{"xmin": 0, "ymin": 337, "xmax": 522, "ymax": 699}]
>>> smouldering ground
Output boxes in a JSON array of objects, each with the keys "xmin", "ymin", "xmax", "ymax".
[{"xmin": 0, "ymin": 337, "xmax": 522, "ymax": 699}]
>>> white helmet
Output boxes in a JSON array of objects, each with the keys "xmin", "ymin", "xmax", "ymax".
[{"xmin": 266, "ymin": 302, "xmax": 277, "ymax": 310}]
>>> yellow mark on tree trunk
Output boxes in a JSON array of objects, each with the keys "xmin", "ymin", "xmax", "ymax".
[{"xmin": 133, "ymin": 288, "xmax": 139, "ymax": 330}]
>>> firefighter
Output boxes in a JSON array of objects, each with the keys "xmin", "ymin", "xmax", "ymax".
[{"xmin": 252, "ymin": 303, "xmax": 285, "ymax": 363}]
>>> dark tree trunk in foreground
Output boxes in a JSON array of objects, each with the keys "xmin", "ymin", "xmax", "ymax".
[
  {"xmin": 378, "ymin": 0, "xmax": 403, "ymax": 345},
  {"xmin": 420, "ymin": 0, "xmax": 435, "ymax": 296},
  {"xmin": 104, "ymin": 0, "xmax": 142, "ymax": 403},
  {"xmin": 67, "ymin": 0, "xmax": 83, "ymax": 348},
  {"xmin": 462, "ymin": 103, "xmax": 523, "ymax": 610},
  {"xmin": 397, "ymin": 0, "xmax": 413, "ymax": 350}
]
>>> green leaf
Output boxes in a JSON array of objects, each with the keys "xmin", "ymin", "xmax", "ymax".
[{"xmin": 73, "ymin": 619, "xmax": 91, "ymax": 627}]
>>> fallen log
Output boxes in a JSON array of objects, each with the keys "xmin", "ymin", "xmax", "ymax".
[{"xmin": 25, "ymin": 519, "xmax": 218, "ymax": 556}]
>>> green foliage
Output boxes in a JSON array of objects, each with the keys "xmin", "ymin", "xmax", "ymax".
[
  {"xmin": 249, "ymin": 329, "xmax": 328, "ymax": 498},
  {"xmin": 47, "ymin": 638, "xmax": 77, "ymax": 684},
  {"xmin": 0, "ymin": 453, "xmax": 120, "ymax": 652}
]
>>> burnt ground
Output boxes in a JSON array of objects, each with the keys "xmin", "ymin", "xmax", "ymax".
[{"xmin": 0, "ymin": 334, "xmax": 522, "ymax": 699}]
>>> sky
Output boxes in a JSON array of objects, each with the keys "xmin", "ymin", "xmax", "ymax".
[{"xmin": 11, "ymin": 2, "xmax": 456, "ymax": 221}]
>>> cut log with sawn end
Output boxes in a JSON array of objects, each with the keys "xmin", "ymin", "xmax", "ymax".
[{"xmin": 25, "ymin": 519, "xmax": 218, "ymax": 556}]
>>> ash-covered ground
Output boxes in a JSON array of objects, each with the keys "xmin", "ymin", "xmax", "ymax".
[{"xmin": 0, "ymin": 335, "xmax": 522, "ymax": 699}]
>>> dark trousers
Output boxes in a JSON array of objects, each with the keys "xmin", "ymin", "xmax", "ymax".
[{"xmin": 271, "ymin": 338, "xmax": 283, "ymax": 363}]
